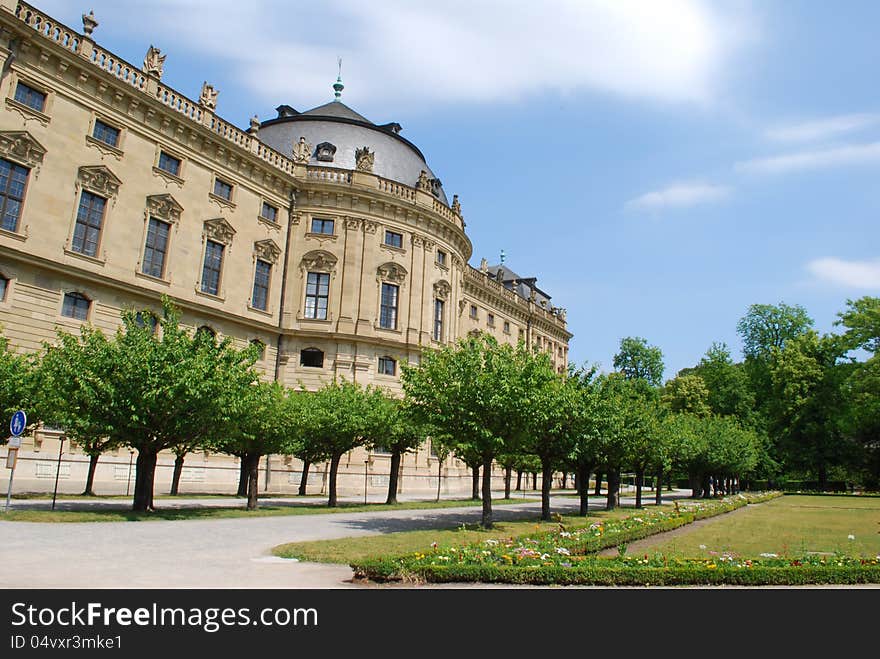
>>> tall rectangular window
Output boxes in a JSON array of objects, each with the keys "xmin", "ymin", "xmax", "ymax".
[
  {"xmin": 0, "ymin": 276, "xmax": 8, "ymax": 302},
  {"xmin": 433, "ymin": 298, "xmax": 444, "ymax": 342},
  {"xmin": 92, "ymin": 119, "xmax": 120, "ymax": 147},
  {"xmin": 378, "ymin": 356, "xmax": 396, "ymax": 376},
  {"xmin": 304, "ymin": 272, "xmax": 330, "ymax": 320},
  {"xmin": 384, "ymin": 230, "xmax": 403, "ymax": 248},
  {"xmin": 310, "ymin": 218, "xmax": 334, "ymax": 234},
  {"xmin": 14, "ymin": 82, "xmax": 45, "ymax": 112},
  {"xmin": 379, "ymin": 283, "xmax": 399, "ymax": 329},
  {"xmin": 157, "ymin": 151, "xmax": 181, "ymax": 176},
  {"xmin": 260, "ymin": 202, "xmax": 278, "ymax": 223},
  {"xmin": 71, "ymin": 191, "xmax": 106, "ymax": 257},
  {"xmin": 251, "ymin": 259, "xmax": 271, "ymax": 311},
  {"xmin": 142, "ymin": 217, "xmax": 170, "ymax": 279},
  {"xmin": 0, "ymin": 158, "xmax": 29, "ymax": 232},
  {"xmin": 61, "ymin": 292, "xmax": 90, "ymax": 320},
  {"xmin": 200, "ymin": 239, "xmax": 224, "ymax": 295},
  {"xmin": 436, "ymin": 250, "xmax": 447, "ymax": 266},
  {"xmin": 213, "ymin": 178, "xmax": 233, "ymax": 201}
]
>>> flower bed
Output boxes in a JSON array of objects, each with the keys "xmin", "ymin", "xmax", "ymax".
[{"xmin": 348, "ymin": 491, "xmax": 877, "ymax": 585}]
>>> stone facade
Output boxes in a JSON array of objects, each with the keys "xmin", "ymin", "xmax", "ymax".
[{"xmin": 0, "ymin": 1, "xmax": 571, "ymax": 497}]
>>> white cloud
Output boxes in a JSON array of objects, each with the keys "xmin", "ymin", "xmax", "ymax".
[
  {"xmin": 765, "ymin": 114, "xmax": 880, "ymax": 143},
  {"xmin": 736, "ymin": 142, "xmax": 880, "ymax": 175},
  {"xmin": 807, "ymin": 257, "xmax": 880, "ymax": 289},
  {"xmin": 625, "ymin": 182, "xmax": 731, "ymax": 211},
  {"xmin": 38, "ymin": 0, "xmax": 749, "ymax": 111}
]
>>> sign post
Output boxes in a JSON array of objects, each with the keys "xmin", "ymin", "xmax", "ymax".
[
  {"xmin": 51, "ymin": 434, "xmax": 66, "ymax": 511},
  {"xmin": 5, "ymin": 410, "xmax": 26, "ymax": 513}
]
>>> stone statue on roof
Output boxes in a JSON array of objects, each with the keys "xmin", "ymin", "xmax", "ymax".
[
  {"xmin": 199, "ymin": 82, "xmax": 218, "ymax": 111},
  {"xmin": 355, "ymin": 146, "xmax": 374, "ymax": 173},
  {"xmin": 292, "ymin": 136, "xmax": 311, "ymax": 164},
  {"xmin": 143, "ymin": 45, "xmax": 165, "ymax": 78}
]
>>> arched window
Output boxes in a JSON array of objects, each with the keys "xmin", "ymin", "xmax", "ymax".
[
  {"xmin": 61, "ymin": 291, "xmax": 90, "ymax": 320},
  {"xmin": 300, "ymin": 347, "xmax": 324, "ymax": 368},
  {"xmin": 195, "ymin": 325, "xmax": 216, "ymax": 340}
]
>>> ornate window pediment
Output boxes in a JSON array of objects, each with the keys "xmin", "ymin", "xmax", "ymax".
[
  {"xmin": 254, "ymin": 239, "xmax": 281, "ymax": 264},
  {"xmin": 433, "ymin": 279, "xmax": 451, "ymax": 301},
  {"xmin": 146, "ymin": 194, "xmax": 183, "ymax": 224},
  {"xmin": 203, "ymin": 217, "xmax": 236, "ymax": 244},
  {"xmin": 0, "ymin": 131, "xmax": 46, "ymax": 169},
  {"xmin": 77, "ymin": 165, "xmax": 122, "ymax": 198},
  {"xmin": 377, "ymin": 262, "xmax": 407, "ymax": 285},
  {"xmin": 300, "ymin": 249, "xmax": 337, "ymax": 273}
]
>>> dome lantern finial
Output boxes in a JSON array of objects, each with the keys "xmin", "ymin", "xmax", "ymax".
[
  {"xmin": 500, "ymin": 249, "xmax": 506, "ymax": 265},
  {"xmin": 333, "ymin": 57, "xmax": 344, "ymax": 101}
]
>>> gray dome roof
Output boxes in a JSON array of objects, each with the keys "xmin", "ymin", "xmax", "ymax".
[{"xmin": 257, "ymin": 101, "xmax": 449, "ymax": 205}]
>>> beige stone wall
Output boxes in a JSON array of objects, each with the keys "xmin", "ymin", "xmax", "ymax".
[{"xmin": 0, "ymin": 0, "xmax": 571, "ymax": 497}]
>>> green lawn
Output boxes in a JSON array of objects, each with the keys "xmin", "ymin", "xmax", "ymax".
[
  {"xmin": 645, "ymin": 495, "xmax": 880, "ymax": 558},
  {"xmin": 273, "ymin": 506, "xmax": 663, "ymax": 564},
  {"xmin": 0, "ymin": 497, "xmax": 536, "ymax": 523}
]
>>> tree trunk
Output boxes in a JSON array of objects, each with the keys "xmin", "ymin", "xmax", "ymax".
[
  {"xmin": 577, "ymin": 463, "xmax": 591, "ymax": 516},
  {"xmin": 818, "ymin": 462, "xmax": 828, "ymax": 491},
  {"xmin": 635, "ymin": 469, "xmax": 644, "ymax": 509},
  {"xmin": 655, "ymin": 470, "xmax": 663, "ymax": 506},
  {"xmin": 246, "ymin": 452, "xmax": 261, "ymax": 511},
  {"xmin": 237, "ymin": 458, "xmax": 248, "ymax": 497},
  {"xmin": 436, "ymin": 458, "xmax": 442, "ymax": 502},
  {"xmin": 703, "ymin": 474, "xmax": 712, "ymax": 498},
  {"xmin": 605, "ymin": 469, "xmax": 619, "ymax": 511},
  {"xmin": 594, "ymin": 472, "xmax": 603, "ymax": 496},
  {"xmin": 327, "ymin": 453, "xmax": 341, "ymax": 507},
  {"xmin": 471, "ymin": 465, "xmax": 480, "ymax": 500},
  {"xmin": 690, "ymin": 473, "xmax": 701, "ymax": 498},
  {"xmin": 561, "ymin": 472, "xmax": 568, "ymax": 489},
  {"xmin": 541, "ymin": 459, "xmax": 554, "ymax": 521},
  {"xmin": 170, "ymin": 453, "xmax": 185, "ymax": 496},
  {"xmin": 531, "ymin": 472, "xmax": 537, "ymax": 490},
  {"xmin": 504, "ymin": 465, "xmax": 512, "ymax": 500},
  {"xmin": 82, "ymin": 453, "xmax": 100, "ymax": 496},
  {"xmin": 298, "ymin": 461, "xmax": 310, "ymax": 496},
  {"xmin": 132, "ymin": 448, "xmax": 158, "ymax": 512},
  {"xmin": 516, "ymin": 470, "xmax": 522, "ymax": 491},
  {"xmin": 386, "ymin": 450, "xmax": 402, "ymax": 505},
  {"xmin": 481, "ymin": 458, "xmax": 494, "ymax": 528}
]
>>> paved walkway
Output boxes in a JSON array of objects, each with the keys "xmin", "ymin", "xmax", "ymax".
[{"xmin": 0, "ymin": 490, "xmax": 687, "ymax": 588}]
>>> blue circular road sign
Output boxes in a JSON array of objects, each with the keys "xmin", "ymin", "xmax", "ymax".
[{"xmin": 10, "ymin": 410, "xmax": 26, "ymax": 437}]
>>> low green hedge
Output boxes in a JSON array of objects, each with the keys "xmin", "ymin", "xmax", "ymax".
[
  {"xmin": 354, "ymin": 559, "xmax": 880, "ymax": 586},
  {"xmin": 351, "ymin": 491, "xmax": 804, "ymax": 585}
]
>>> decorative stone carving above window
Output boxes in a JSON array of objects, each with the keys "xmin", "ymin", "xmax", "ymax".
[
  {"xmin": 0, "ymin": 131, "xmax": 46, "ymax": 169},
  {"xmin": 300, "ymin": 249, "xmax": 337, "ymax": 273},
  {"xmin": 203, "ymin": 217, "xmax": 235, "ymax": 245},
  {"xmin": 77, "ymin": 165, "xmax": 121, "ymax": 198},
  {"xmin": 344, "ymin": 217, "xmax": 361, "ymax": 231},
  {"xmin": 377, "ymin": 262, "xmax": 407, "ymax": 285},
  {"xmin": 433, "ymin": 280, "xmax": 451, "ymax": 301},
  {"xmin": 146, "ymin": 194, "xmax": 182, "ymax": 223},
  {"xmin": 355, "ymin": 146, "xmax": 374, "ymax": 172},
  {"xmin": 315, "ymin": 142, "xmax": 336, "ymax": 162},
  {"xmin": 253, "ymin": 239, "xmax": 281, "ymax": 264}
]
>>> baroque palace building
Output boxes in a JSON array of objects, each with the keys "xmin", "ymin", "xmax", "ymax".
[{"xmin": 0, "ymin": 1, "xmax": 571, "ymax": 496}]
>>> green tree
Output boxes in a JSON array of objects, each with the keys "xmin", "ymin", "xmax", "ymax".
[
  {"xmin": 566, "ymin": 367, "xmax": 601, "ymax": 515},
  {"xmin": 613, "ymin": 336, "xmax": 664, "ymax": 387},
  {"xmin": 370, "ymin": 396, "xmax": 429, "ymax": 505},
  {"xmin": 402, "ymin": 335, "xmax": 538, "ymax": 528},
  {"xmin": 769, "ymin": 331, "xmax": 855, "ymax": 488},
  {"xmin": 0, "ymin": 333, "xmax": 33, "ymax": 442},
  {"xmin": 836, "ymin": 296, "xmax": 880, "ymax": 354},
  {"xmin": 32, "ymin": 327, "xmax": 118, "ymax": 495},
  {"xmin": 107, "ymin": 299, "xmax": 261, "ymax": 511},
  {"xmin": 662, "ymin": 373, "xmax": 711, "ymax": 417},
  {"xmin": 692, "ymin": 342, "xmax": 755, "ymax": 422},
  {"xmin": 299, "ymin": 379, "xmax": 388, "ymax": 507}
]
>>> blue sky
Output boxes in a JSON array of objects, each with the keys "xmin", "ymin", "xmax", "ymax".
[{"xmin": 40, "ymin": 1, "xmax": 880, "ymax": 376}]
